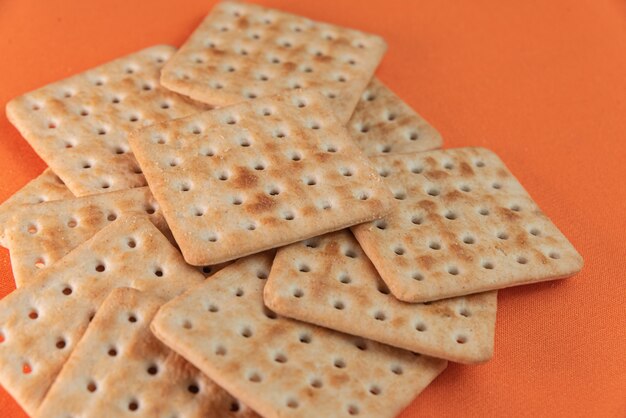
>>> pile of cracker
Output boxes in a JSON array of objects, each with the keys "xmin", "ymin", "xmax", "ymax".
[{"xmin": 0, "ymin": 2, "xmax": 583, "ymax": 417}]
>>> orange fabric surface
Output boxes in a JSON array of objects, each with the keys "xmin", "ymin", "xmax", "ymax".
[{"xmin": 1, "ymin": 0, "xmax": 625, "ymax": 417}]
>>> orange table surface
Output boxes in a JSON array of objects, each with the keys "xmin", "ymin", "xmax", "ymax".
[{"xmin": 1, "ymin": 1, "xmax": 625, "ymax": 417}]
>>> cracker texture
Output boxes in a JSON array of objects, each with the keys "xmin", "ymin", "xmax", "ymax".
[
  {"xmin": 352, "ymin": 147, "xmax": 584, "ymax": 302},
  {"xmin": 151, "ymin": 253, "xmax": 447, "ymax": 418},
  {"xmin": 129, "ymin": 90, "xmax": 393, "ymax": 266},
  {"xmin": 36, "ymin": 288, "xmax": 259, "ymax": 418},
  {"xmin": 0, "ymin": 216, "xmax": 204, "ymax": 415},
  {"xmin": 6, "ymin": 187, "xmax": 167, "ymax": 287},
  {"xmin": 264, "ymin": 230, "xmax": 497, "ymax": 363},
  {"xmin": 0, "ymin": 168, "xmax": 73, "ymax": 247},
  {"xmin": 6, "ymin": 45, "xmax": 210, "ymax": 196},
  {"xmin": 160, "ymin": 1, "xmax": 386, "ymax": 123},
  {"xmin": 348, "ymin": 78, "xmax": 442, "ymax": 156}
]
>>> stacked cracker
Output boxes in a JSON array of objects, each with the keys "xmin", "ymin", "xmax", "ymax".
[{"xmin": 0, "ymin": 2, "xmax": 582, "ymax": 417}]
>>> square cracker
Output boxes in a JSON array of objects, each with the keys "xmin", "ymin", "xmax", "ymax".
[
  {"xmin": 151, "ymin": 252, "xmax": 447, "ymax": 418},
  {"xmin": 6, "ymin": 45, "xmax": 210, "ymax": 196},
  {"xmin": 348, "ymin": 78, "xmax": 443, "ymax": 156},
  {"xmin": 0, "ymin": 168, "xmax": 73, "ymax": 247},
  {"xmin": 264, "ymin": 230, "xmax": 497, "ymax": 363},
  {"xmin": 160, "ymin": 1, "xmax": 387, "ymax": 123},
  {"xmin": 352, "ymin": 147, "xmax": 584, "ymax": 302},
  {"xmin": 5, "ymin": 187, "xmax": 166, "ymax": 287},
  {"xmin": 0, "ymin": 215, "xmax": 204, "ymax": 415},
  {"xmin": 36, "ymin": 288, "xmax": 259, "ymax": 418},
  {"xmin": 129, "ymin": 90, "xmax": 394, "ymax": 266}
]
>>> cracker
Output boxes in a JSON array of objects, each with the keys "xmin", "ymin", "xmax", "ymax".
[
  {"xmin": 0, "ymin": 215, "xmax": 204, "ymax": 414},
  {"xmin": 36, "ymin": 288, "xmax": 259, "ymax": 418},
  {"xmin": 0, "ymin": 168, "xmax": 73, "ymax": 247},
  {"xmin": 352, "ymin": 147, "xmax": 584, "ymax": 302},
  {"xmin": 151, "ymin": 252, "xmax": 447, "ymax": 418},
  {"xmin": 5, "ymin": 187, "xmax": 167, "ymax": 287},
  {"xmin": 264, "ymin": 230, "xmax": 497, "ymax": 363},
  {"xmin": 160, "ymin": 1, "xmax": 386, "ymax": 123},
  {"xmin": 129, "ymin": 90, "xmax": 394, "ymax": 266},
  {"xmin": 6, "ymin": 45, "xmax": 210, "ymax": 196},
  {"xmin": 348, "ymin": 78, "xmax": 443, "ymax": 156}
]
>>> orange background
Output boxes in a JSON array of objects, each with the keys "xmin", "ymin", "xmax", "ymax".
[{"xmin": 1, "ymin": 0, "xmax": 625, "ymax": 417}]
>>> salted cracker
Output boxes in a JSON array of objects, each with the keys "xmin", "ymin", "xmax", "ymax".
[
  {"xmin": 0, "ymin": 168, "xmax": 73, "ymax": 247},
  {"xmin": 5, "ymin": 187, "xmax": 166, "ymax": 287},
  {"xmin": 160, "ymin": 1, "xmax": 387, "ymax": 123},
  {"xmin": 352, "ymin": 147, "xmax": 584, "ymax": 302},
  {"xmin": 151, "ymin": 253, "xmax": 447, "ymax": 418},
  {"xmin": 36, "ymin": 288, "xmax": 259, "ymax": 418},
  {"xmin": 0, "ymin": 216, "xmax": 205, "ymax": 415},
  {"xmin": 6, "ymin": 45, "xmax": 210, "ymax": 196},
  {"xmin": 129, "ymin": 90, "xmax": 394, "ymax": 266},
  {"xmin": 348, "ymin": 78, "xmax": 442, "ymax": 156},
  {"xmin": 264, "ymin": 230, "xmax": 497, "ymax": 363}
]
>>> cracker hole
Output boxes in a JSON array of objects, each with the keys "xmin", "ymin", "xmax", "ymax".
[
  {"xmin": 412, "ymin": 272, "xmax": 424, "ymax": 281},
  {"xmin": 445, "ymin": 211, "xmax": 458, "ymax": 220},
  {"xmin": 154, "ymin": 268, "xmax": 163, "ymax": 277},
  {"xmin": 456, "ymin": 335, "xmax": 468, "ymax": 344},
  {"xmin": 339, "ymin": 273, "xmax": 351, "ymax": 284},
  {"xmin": 344, "ymin": 249, "xmax": 357, "ymax": 258},
  {"xmin": 369, "ymin": 385, "xmax": 382, "ymax": 395},
  {"xmin": 391, "ymin": 365, "xmax": 403, "ymax": 375},
  {"xmin": 286, "ymin": 399, "xmax": 299, "ymax": 409},
  {"xmin": 529, "ymin": 228, "xmax": 541, "ymax": 236},
  {"xmin": 428, "ymin": 242, "xmax": 441, "ymax": 250},
  {"xmin": 257, "ymin": 271, "xmax": 268, "ymax": 280},
  {"xmin": 87, "ymin": 381, "xmax": 97, "ymax": 393},
  {"xmin": 95, "ymin": 263, "xmax": 106, "ymax": 273},
  {"xmin": 478, "ymin": 208, "xmax": 490, "ymax": 216},
  {"xmin": 482, "ymin": 261, "xmax": 495, "ymax": 270},
  {"xmin": 128, "ymin": 400, "xmax": 139, "ymax": 411},
  {"xmin": 409, "ymin": 132, "xmax": 419, "ymax": 141},
  {"xmin": 373, "ymin": 311, "xmax": 386, "ymax": 321},
  {"xmin": 358, "ymin": 191, "xmax": 370, "ymax": 201},
  {"xmin": 274, "ymin": 353, "xmax": 288, "ymax": 364},
  {"xmin": 62, "ymin": 287, "xmax": 72, "ymax": 296},
  {"xmin": 415, "ymin": 322, "xmax": 427, "ymax": 332},
  {"xmin": 475, "ymin": 161, "xmax": 485, "ymax": 167},
  {"xmin": 427, "ymin": 188, "xmax": 440, "ymax": 197},
  {"xmin": 492, "ymin": 182, "xmax": 502, "ymax": 189},
  {"xmin": 377, "ymin": 282, "xmax": 390, "ymax": 294},
  {"xmin": 128, "ymin": 314, "xmax": 137, "ymax": 323},
  {"xmin": 188, "ymin": 384, "xmax": 200, "ymax": 394},
  {"xmin": 549, "ymin": 251, "xmax": 561, "ymax": 259},
  {"xmin": 459, "ymin": 308, "xmax": 472, "ymax": 318},
  {"xmin": 348, "ymin": 405, "xmax": 360, "ymax": 415},
  {"xmin": 248, "ymin": 372, "xmax": 262, "ymax": 382},
  {"xmin": 108, "ymin": 347, "xmax": 118, "ymax": 357},
  {"xmin": 230, "ymin": 401, "xmax": 240, "ymax": 412},
  {"xmin": 298, "ymin": 264, "xmax": 310, "ymax": 273},
  {"xmin": 333, "ymin": 358, "xmax": 346, "ymax": 368},
  {"xmin": 145, "ymin": 205, "xmax": 156, "ymax": 215},
  {"xmin": 147, "ymin": 365, "xmax": 158, "ymax": 375},
  {"xmin": 35, "ymin": 259, "xmax": 46, "ymax": 269},
  {"xmin": 240, "ymin": 327, "xmax": 253, "ymax": 338},
  {"xmin": 447, "ymin": 266, "xmax": 460, "ymax": 275},
  {"xmin": 310, "ymin": 378, "xmax": 323, "ymax": 389},
  {"xmin": 510, "ymin": 204, "xmax": 522, "ymax": 212},
  {"xmin": 411, "ymin": 216, "xmax": 423, "ymax": 225},
  {"xmin": 27, "ymin": 224, "xmax": 38, "ymax": 234},
  {"xmin": 517, "ymin": 256, "xmax": 528, "ymax": 265},
  {"xmin": 394, "ymin": 247, "xmax": 405, "ymax": 255},
  {"xmin": 293, "ymin": 288, "xmax": 304, "ymax": 298},
  {"xmin": 215, "ymin": 345, "xmax": 227, "ymax": 356},
  {"xmin": 460, "ymin": 184, "xmax": 471, "ymax": 192},
  {"xmin": 375, "ymin": 220, "xmax": 387, "ymax": 230},
  {"xmin": 107, "ymin": 213, "xmax": 117, "ymax": 221},
  {"xmin": 497, "ymin": 232, "xmax": 509, "ymax": 240},
  {"xmin": 56, "ymin": 339, "xmax": 66, "ymax": 349},
  {"xmin": 67, "ymin": 219, "xmax": 77, "ymax": 228},
  {"xmin": 299, "ymin": 333, "xmax": 311, "ymax": 344},
  {"xmin": 183, "ymin": 320, "xmax": 193, "ymax": 330},
  {"xmin": 333, "ymin": 301, "xmax": 345, "ymax": 310},
  {"xmin": 394, "ymin": 192, "xmax": 406, "ymax": 200},
  {"xmin": 28, "ymin": 310, "xmax": 38, "ymax": 320}
]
